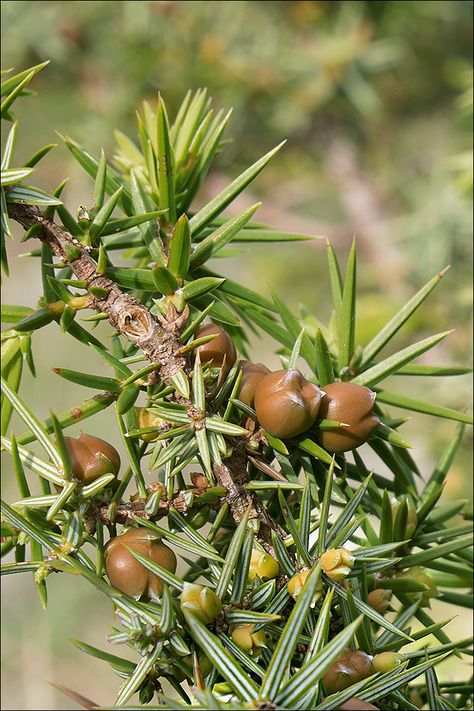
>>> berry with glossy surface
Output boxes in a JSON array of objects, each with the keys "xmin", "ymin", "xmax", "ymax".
[
  {"xmin": 238, "ymin": 360, "xmax": 271, "ymax": 406},
  {"xmin": 104, "ymin": 528, "xmax": 177, "ymax": 599},
  {"xmin": 64, "ymin": 432, "xmax": 120, "ymax": 484},
  {"xmin": 194, "ymin": 323, "xmax": 237, "ymax": 374},
  {"xmin": 254, "ymin": 369, "xmax": 323, "ymax": 439},
  {"xmin": 318, "ymin": 382, "xmax": 380, "ymax": 452},
  {"xmin": 323, "ymin": 648, "xmax": 373, "ymax": 694}
]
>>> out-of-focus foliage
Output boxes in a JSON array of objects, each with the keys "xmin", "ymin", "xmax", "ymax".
[
  {"xmin": 1, "ymin": 1, "xmax": 471, "ymax": 146},
  {"xmin": 1, "ymin": 1, "xmax": 471, "ymax": 293}
]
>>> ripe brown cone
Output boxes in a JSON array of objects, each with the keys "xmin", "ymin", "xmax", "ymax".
[
  {"xmin": 64, "ymin": 433, "xmax": 121, "ymax": 484},
  {"xmin": 254, "ymin": 369, "xmax": 323, "ymax": 439},
  {"xmin": 323, "ymin": 648, "xmax": 373, "ymax": 694},
  {"xmin": 104, "ymin": 528, "xmax": 176, "ymax": 599},
  {"xmin": 338, "ymin": 699, "xmax": 379, "ymax": 710},
  {"xmin": 194, "ymin": 323, "xmax": 237, "ymax": 374},
  {"xmin": 318, "ymin": 382, "xmax": 380, "ymax": 452},
  {"xmin": 238, "ymin": 360, "xmax": 270, "ymax": 406}
]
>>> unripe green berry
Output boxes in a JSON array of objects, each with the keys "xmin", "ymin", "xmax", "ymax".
[
  {"xmin": 248, "ymin": 548, "xmax": 279, "ymax": 582},
  {"xmin": 64, "ymin": 432, "xmax": 120, "ymax": 484},
  {"xmin": 321, "ymin": 548, "xmax": 355, "ymax": 581},
  {"xmin": 391, "ymin": 497, "xmax": 418, "ymax": 538},
  {"xmin": 104, "ymin": 528, "xmax": 176, "ymax": 599},
  {"xmin": 134, "ymin": 407, "xmax": 164, "ymax": 442},
  {"xmin": 371, "ymin": 651, "xmax": 402, "ymax": 674},
  {"xmin": 186, "ymin": 508, "xmax": 210, "ymax": 530},
  {"xmin": 317, "ymin": 382, "xmax": 380, "ymax": 452},
  {"xmin": 180, "ymin": 582, "xmax": 222, "ymax": 624},
  {"xmin": 399, "ymin": 567, "xmax": 438, "ymax": 607},
  {"xmin": 254, "ymin": 369, "xmax": 323, "ymax": 439},
  {"xmin": 172, "ymin": 652, "xmax": 213, "ymax": 682},
  {"xmin": 138, "ymin": 680, "xmax": 155, "ymax": 705}
]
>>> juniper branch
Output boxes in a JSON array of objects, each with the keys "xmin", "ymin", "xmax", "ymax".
[
  {"xmin": 92, "ymin": 487, "xmax": 224, "ymax": 527},
  {"xmin": 214, "ymin": 440, "xmax": 287, "ymax": 550},
  {"xmin": 7, "ymin": 201, "xmax": 282, "ymax": 552},
  {"xmin": 7, "ymin": 201, "xmax": 186, "ymax": 379}
]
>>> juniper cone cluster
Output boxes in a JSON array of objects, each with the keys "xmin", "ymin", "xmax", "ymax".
[{"xmin": 0, "ymin": 63, "xmax": 473, "ymax": 711}]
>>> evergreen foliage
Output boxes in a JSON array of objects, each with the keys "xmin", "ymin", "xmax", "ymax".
[{"xmin": 1, "ymin": 63, "xmax": 472, "ymax": 711}]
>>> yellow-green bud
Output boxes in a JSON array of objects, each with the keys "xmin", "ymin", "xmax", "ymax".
[
  {"xmin": 231, "ymin": 624, "xmax": 266, "ymax": 657},
  {"xmin": 213, "ymin": 682, "xmax": 232, "ymax": 695},
  {"xmin": 248, "ymin": 548, "xmax": 279, "ymax": 582},
  {"xmin": 172, "ymin": 652, "xmax": 213, "ymax": 682},
  {"xmin": 321, "ymin": 548, "xmax": 355, "ymax": 581},
  {"xmin": 391, "ymin": 497, "xmax": 418, "ymax": 538},
  {"xmin": 180, "ymin": 582, "xmax": 222, "ymax": 624},
  {"xmin": 287, "ymin": 568, "xmax": 323, "ymax": 603},
  {"xmin": 287, "ymin": 568, "xmax": 310, "ymax": 599},
  {"xmin": 367, "ymin": 588, "xmax": 391, "ymax": 615},
  {"xmin": 134, "ymin": 407, "xmax": 164, "ymax": 442},
  {"xmin": 399, "ymin": 567, "xmax": 438, "ymax": 607},
  {"xmin": 371, "ymin": 652, "xmax": 402, "ymax": 674}
]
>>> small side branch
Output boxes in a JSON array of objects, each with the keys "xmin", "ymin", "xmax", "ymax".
[
  {"xmin": 93, "ymin": 488, "xmax": 223, "ymax": 528},
  {"xmin": 7, "ymin": 202, "xmax": 185, "ymax": 378},
  {"xmin": 214, "ymin": 440, "xmax": 287, "ymax": 555}
]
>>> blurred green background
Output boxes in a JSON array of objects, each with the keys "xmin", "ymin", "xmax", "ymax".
[{"xmin": 1, "ymin": 1, "xmax": 472, "ymax": 708}]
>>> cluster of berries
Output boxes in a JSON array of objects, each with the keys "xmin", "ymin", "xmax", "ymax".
[
  {"xmin": 196, "ymin": 323, "xmax": 381, "ymax": 451},
  {"xmin": 55, "ymin": 321, "xmax": 425, "ymax": 707}
]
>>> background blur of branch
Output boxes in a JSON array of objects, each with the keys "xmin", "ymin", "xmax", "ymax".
[{"xmin": 1, "ymin": 1, "xmax": 472, "ymax": 708}]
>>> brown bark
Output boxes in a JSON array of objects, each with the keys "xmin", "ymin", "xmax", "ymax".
[
  {"xmin": 8, "ymin": 202, "xmax": 186, "ymax": 379},
  {"xmin": 214, "ymin": 440, "xmax": 286, "ymax": 551},
  {"xmin": 8, "ymin": 201, "xmax": 282, "ymax": 551},
  {"xmin": 92, "ymin": 488, "xmax": 222, "ymax": 527}
]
